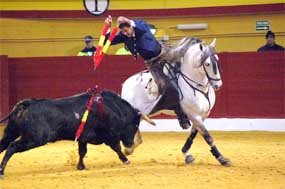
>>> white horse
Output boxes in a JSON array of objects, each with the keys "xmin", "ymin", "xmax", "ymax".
[{"xmin": 121, "ymin": 37, "xmax": 231, "ymax": 166}]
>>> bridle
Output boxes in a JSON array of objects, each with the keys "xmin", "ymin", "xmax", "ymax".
[
  {"xmin": 200, "ymin": 46, "xmax": 221, "ymax": 83},
  {"xmin": 180, "ymin": 45, "xmax": 221, "ymax": 90},
  {"xmin": 175, "ymin": 44, "xmax": 221, "ymax": 112}
]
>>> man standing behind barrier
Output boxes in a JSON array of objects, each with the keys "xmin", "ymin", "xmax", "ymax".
[
  {"xmin": 257, "ymin": 31, "xmax": 284, "ymax": 52},
  {"xmin": 104, "ymin": 15, "xmax": 191, "ymax": 129},
  {"xmin": 78, "ymin": 35, "xmax": 97, "ymax": 56}
]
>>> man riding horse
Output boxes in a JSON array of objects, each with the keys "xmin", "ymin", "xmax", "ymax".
[{"xmin": 105, "ymin": 15, "xmax": 191, "ymax": 129}]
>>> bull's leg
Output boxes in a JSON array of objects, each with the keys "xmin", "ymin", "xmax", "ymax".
[
  {"xmin": 77, "ymin": 142, "xmax": 87, "ymax": 170},
  {"xmin": 0, "ymin": 138, "xmax": 41, "ymax": 175},
  {"xmin": 124, "ymin": 129, "xmax": 143, "ymax": 156},
  {"xmin": 0, "ymin": 124, "xmax": 20, "ymax": 153},
  {"xmin": 109, "ymin": 143, "xmax": 129, "ymax": 164},
  {"xmin": 181, "ymin": 126, "xmax": 198, "ymax": 164},
  {"xmin": 195, "ymin": 122, "xmax": 231, "ymax": 166}
]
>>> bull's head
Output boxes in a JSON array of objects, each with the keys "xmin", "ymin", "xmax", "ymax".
[{"xmin": 121, "ymin": 112, "xmax": 155, "ymax": 148}]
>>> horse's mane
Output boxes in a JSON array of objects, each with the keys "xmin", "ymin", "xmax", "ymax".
[{"xmin": 169, "ymin": 37, "xmax": 202, "ymax": 62}]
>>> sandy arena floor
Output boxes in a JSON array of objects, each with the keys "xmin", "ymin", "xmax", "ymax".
[{"xmin": 0, "ymin": 130, "xmax": 284, "ymax": 189}]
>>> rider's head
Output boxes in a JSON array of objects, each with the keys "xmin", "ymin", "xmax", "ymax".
[{"xmin": 119, "ymin": 22, "xmax": 134, "ymax": 38}]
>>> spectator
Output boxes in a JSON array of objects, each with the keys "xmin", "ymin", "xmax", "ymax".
[
  {"xmin": 78, "ymin": 35, "xmax": 97, "ymax": 56},
  {"xmin": 257, "ymin": 31, "xmax": 284, "ymax": 52}
]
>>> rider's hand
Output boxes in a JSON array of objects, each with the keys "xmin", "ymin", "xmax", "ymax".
[
  {"xmin": 117, "ymin": 16, "xmax": 131, "ymax": 26},
  {"xmin": 117, "ymin": 16, "xmax": 125, "ymax": 24},
  {"xmin": 105, "ymin": 15, "xmax": 112, "ymax": 26}
]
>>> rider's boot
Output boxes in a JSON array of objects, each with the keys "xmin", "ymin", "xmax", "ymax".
[
  {"xmin": 167, "ymin": 82, "xmax": 191, "ymax": 130},
  {"xmin": 146, "ymin": 60, "xmax": 191, "ymax": 130},
  {"xmin": 174, "ymin": 104, "xmax": 191, "ymax": 130}
]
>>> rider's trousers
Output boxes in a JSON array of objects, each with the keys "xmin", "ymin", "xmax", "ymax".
[{"xmin": 145, "ymin": 61, "xmax": 169, "ymax": 95}]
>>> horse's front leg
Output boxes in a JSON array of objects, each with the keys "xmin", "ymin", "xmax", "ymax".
[
  {"xmin": 195, "ymin": 120, "xmax": 232, "ymax": 166},
  {"xmin": 182, "ymin": 126, "xmax": 198, "ymax": 164}
]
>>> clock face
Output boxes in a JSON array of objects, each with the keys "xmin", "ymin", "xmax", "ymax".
[{"xmin": 83, "ymin": 0, "xmax": 109, "ymax": 16}]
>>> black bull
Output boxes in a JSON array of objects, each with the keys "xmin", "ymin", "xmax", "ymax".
[{"xmin": 0, "ymin": 90, "xmax": 154, "ymax": 176}]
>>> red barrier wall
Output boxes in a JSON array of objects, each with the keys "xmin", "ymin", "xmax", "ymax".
[
  {"xmin": 211, "ymin": 52, "xmax": 285, "ymax": 118},
  {"xmin": 0, "ymin": 55, "xmax": 9, "ymax": 118},
  {"xmin": 0, "ymin": 52, "xmax": 284, "ymax": 118},
  {"xmin": 7, "ymin": 56, "xmax": 144, "ymax": 104}
]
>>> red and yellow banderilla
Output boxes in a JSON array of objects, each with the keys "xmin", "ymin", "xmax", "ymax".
[
  {"xmin": 75, "ymin": 87, "xmax": 104, "ymax": 141},
  {"xmin": 75, "ymin": 94, "xmax": 95, "ymax": 141},
  {"xmin": 93, "ymin": 22, "xmax": 118, "ymax": 69},
  {"xmin": 93, "ymin": 22, "xmax": 109, "ymax": 68}
]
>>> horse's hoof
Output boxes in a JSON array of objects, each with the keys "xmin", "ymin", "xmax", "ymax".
[
  {"xmin": 218, "ymin": 156, "xmax": 232, "ymax": 167},
  {"xmin": 123, "ymin": 160, "xmax": 130, "ymax": 165},
  {"xmin": 222, "ymin": 159, "xmax": 232, "ymax": 167},
  {"xmin": 77, "ymin": 164, "xmax": 86, "ymax": 170},
  {"xmin": 185, "ymin": 155, "xmax": 195, "ymax": 164},
  {"xmin": 180, "ymin": 122, "xmax": 191, "ymax": 130}
]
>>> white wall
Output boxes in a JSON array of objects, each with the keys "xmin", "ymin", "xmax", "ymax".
[{"xmin": 139, "ymin": 119, "xmax": 285, "ymax": 132}]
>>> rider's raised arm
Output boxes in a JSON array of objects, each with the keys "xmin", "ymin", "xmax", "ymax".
[
  {"xmin": 110, "ymin": 34, "xmax": 123, "ymax": 45},
  {"xmin": 104, "ymin": 15, "xmax": 124, "ymax": 45},
  {"xmin": 117, "ymin": 16, "xmax": 150, "ymax": 34},
  {"xmin": 103, "ymin": 32, "xmax": 123, "ymax": 45}
]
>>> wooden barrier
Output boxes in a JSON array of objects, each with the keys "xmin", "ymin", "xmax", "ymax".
[
  {"xmin": 211, "ymin": 52, "xmax": 285, "ymax": 118},
  {"xmin": 0, "ymin": 55, "xmax": 9, "ymax": 118},
  {"xmin": 0, "ymin": 52, "xmax": 284, "ymax": 119}
]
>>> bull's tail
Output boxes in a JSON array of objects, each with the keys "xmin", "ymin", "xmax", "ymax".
[
  {"xmin": 0, "ymin": 102, "xmax": 24, "ymax": 153},
  {"xmin": 0, "ymin": 100, "xmax": 27, "ymax": 123},
  {"xmin": 0, "ymin": 107, "xmax": 17, "ymax": 123},
  {"xmin": 0, "ymin": 113, "xmax": 11, "ymax": 124}
]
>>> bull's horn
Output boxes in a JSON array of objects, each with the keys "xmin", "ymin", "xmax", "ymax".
[{"xmin": 139, "ymin": 112, "xmax": 156, "ymax": 126}]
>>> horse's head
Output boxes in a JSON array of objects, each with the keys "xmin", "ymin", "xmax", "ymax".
[{"xmin": 185, "ymin": 38, "xmax": 222, "ymax": 91}]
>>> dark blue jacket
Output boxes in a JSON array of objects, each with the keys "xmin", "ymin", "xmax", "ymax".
[
  {"xmin": 111, "ymin": 20, "xmax": 161, "ymax": 60},
  {"xmin": 257, "ymin": 43, "xmax": 284, "ymax": 52}
]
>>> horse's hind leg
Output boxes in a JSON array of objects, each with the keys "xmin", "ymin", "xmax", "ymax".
[
  {"xmin": 181, "ymin": 126, "xmax": 198, "ymax": 164},
  {"xmin": 0, "ymin": 138, "xmax": 42, "ymax": 175},
  {"xmin": 195, "ymin": 122, "xmax": 231, "ymax": 166}
]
